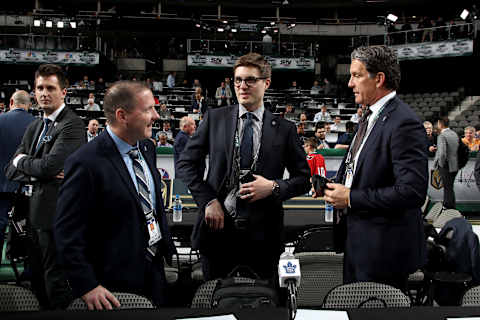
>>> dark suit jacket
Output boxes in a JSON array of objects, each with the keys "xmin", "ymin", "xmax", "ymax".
[
  {"xmin": 173, "ymin": 130, "xmax": 190, "ymax": 171},
  {"xmin": 176, "ymin": 105, "xmax": 310, "ymax": 257},
  {"xmin": 475, "ymin": 152, "xmax": 480, "ymax": 192},
  {"xmin": 335, "ymin": 96, "xmax": 427, "ymax": 280},
  {"xmin": 0, "ymin": 109, "xmax": 35, "ymax": 193},
  {"xmin": 6, "ymin": 106, "xmax": 85, "ymax": 229},
  {"xmin": 55, "ymin": 131, "xmax": 177, "ymax": 298}
]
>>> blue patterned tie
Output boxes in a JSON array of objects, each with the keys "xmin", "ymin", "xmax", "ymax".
[
  {"xmin": 240, "ymin": 112, "xmax": 254, "ymax": 169},
  {"xmin": 36, "ymin": 118, "xmax": 52, "ymax": 152}
]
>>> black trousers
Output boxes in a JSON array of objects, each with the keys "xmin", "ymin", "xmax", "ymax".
[
  {"xmin": 29, "ymin": 228, "xmax": 72, "ymax": 309},
  {"xmin": 438, "ymin": 166, "xmax": 458, "ymax": 209},
  {"xmin": 144, "ymin": 257, "xmax": 168, "ymax": 307}
]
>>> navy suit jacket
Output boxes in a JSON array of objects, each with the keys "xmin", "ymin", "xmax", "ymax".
[
  {"xmin": 55, "ymin": 130, "xmax": 176, "ymax": 298},
  {"xmin": 176, "ymin": 105, "xmax": 310, "ymax": 257},
  {"xmin": 0, "ymin": 109, "xmax": 34, "ymax": 193},
  {"xmin": 335, "ymin": 96, "xmax": 428, "ymax": 280}
]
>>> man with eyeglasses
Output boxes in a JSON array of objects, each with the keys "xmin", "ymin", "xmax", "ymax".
[{"xmin": 177, "ymin": 53, "xmax": 310, "ymax": 281}]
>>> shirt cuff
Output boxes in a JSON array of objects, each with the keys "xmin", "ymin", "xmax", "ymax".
[
  {"xmin": 13, "ymin": 154, "xmax": 27, "ymax": 168},
  {"xmin": 347, "ymin": 189, "xmax": 352, "ymax": 208},
  {"xmin": 206, "ymin": 198, "xmax": 218, "ymax": 208}
]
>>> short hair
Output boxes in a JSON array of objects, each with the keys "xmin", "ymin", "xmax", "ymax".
[
  {"xmin": 35, "ymin": 64, "xmax": 68, "ymax": 89},
  {"xmin": 345, "ymin": 121, "xmax": 355, "ymax": 132},
  {"xmin": 233, "ymin": 53, "xmax": 271, "ymax": 79},
  {"xmin": 304, "ymin": 137, "xmax": 318, "ymax": 149},
  {"xmin": 179, "ymin": 116, "xmax": 192, "ymax": 129},
  {"xmin": 423, "ymin": 121, "xmax": 433, "ymax": 129},
  {"xmin": 465, "ymin": 126, "xmax": 475, "ymax": 132},
  {"xmin": 351, "ymin": 45, "xmax": 401, "ymax": 91},
  {"xmin": 158, "ymin": 132, "xmax": 167, "ymax": 138},
  {"xmin": 12, "ymin": 90, "xmax": 31, "ymax": 106},
  {"xmin": 437, "ymin": 117, "xmax": 449, "ymax": 128},
  {"xmin": 315, "ymin": 121, "xmax": 325, "ymax": 130},
  {"xmin": 88, "ymin": 118, "xmax": 99, "ymax": 125},
  {"xmin": 103, "ymin": 81, "xmax": 150, "ymax": 124}
]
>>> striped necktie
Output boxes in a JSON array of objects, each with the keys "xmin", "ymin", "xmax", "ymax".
[
  {"xmin": 128, "ymin": 148, "xmax": 153, "ymax": 214},
  {"xmin": 36, "ymin": 118, "xmax": 52, "ymax": 152}
]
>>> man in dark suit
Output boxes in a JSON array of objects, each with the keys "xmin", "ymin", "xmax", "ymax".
[
  {"xmin": 0, "ymin": 90, "xmax": 35, "ymax": 258},
  {"xmin": 173, "ymin": 116, "xmax": 196, "ymax": 175},
  {"xmin": 55, "ymin": 81, "xmax": 176, "ymax": 309},
  {"xmin": 321, "ymin": 46, "xmax": 427, "ymax": 290},
  {"xmin": 177, "ymin": 53, "xmax": 310, "ymax": 281},
  {"xmin": 6, "ymin": 64, "xmax": 85, "ymax": 308}
]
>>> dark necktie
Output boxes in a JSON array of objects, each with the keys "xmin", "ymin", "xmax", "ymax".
[
  {"xmin": 349, "ymin": 108, "xmax": 372, "ymax": 161},
  {"xmin": 36, "ymin": 118, "xmax": 52, "ymax": 152},
  {"xmin": 240, "ymin": 112, "xmax": 254, "ymax": 169}
]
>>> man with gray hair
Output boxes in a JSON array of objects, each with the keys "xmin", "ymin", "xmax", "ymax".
[
  {"xmin": 173, "ymin": 116, "xmax": 196, "ymax": 174},
  {"xmin": 0, "ymin": 90, "xmax": 34, "ymax": 259},
  {"xmin": 319, "ymin": 45, "xmax": 428, "ymax": 290}
]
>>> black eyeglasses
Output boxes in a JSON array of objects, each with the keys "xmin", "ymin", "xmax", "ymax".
[{"xmin": 234, "ymin": 77, "xmax": 267, "ymax": 87}]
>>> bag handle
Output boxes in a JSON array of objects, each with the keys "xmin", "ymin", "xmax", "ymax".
[
  {"xmin": 227, "ymin": 265, "xmax": 261, "ymax": 279},
  {"xmin": 357, "ymin": 296, "xmax": 387, "ymax": 308}
]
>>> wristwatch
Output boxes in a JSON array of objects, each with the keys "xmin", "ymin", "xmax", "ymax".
[{"xmin": 272, "ymin": 180, "xmax": 281, "ymax": 198}]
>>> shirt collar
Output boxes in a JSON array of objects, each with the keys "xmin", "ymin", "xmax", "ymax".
[
  {"xmin": 45, "ymin": 103, "xmax": 66, "ymax": 123},
  {"xmin": 368, "ymin": 91, "xmax": 396, "ymax": 116},
  {"xmin": 106, "ymin": 126, "xmax": 138, "ymax": 155},
  {"xmin": 238, "ymin": 104, "xmax": 264, "ymax": 121}
]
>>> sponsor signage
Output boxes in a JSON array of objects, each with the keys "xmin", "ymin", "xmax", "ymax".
[
  {"xmin": 0, "ymin": 48, "xmax": 99, "ymax": 65},
  {"xmin": 188, "ymin": 54, "xmax": 314, "ymax": 71},
  {"xmin": 393, "ymin": 40, "xmax": 473, "ymax": 61}
]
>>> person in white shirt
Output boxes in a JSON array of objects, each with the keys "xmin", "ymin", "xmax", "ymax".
[
  {"xmin": 167, "ymin": 71, "xmax": 176, "ymax": 88},
  {"xmin": 84, "ymin": 98, "xmax": 100, "ymax": 111},
  {"xmin": 350, "ymin": 107, "xmax": 363, "ymax": 123},
  {"xmin": 330, "ymin": 116, "xmax": 342, "ymax": 131},
  {"xmin": 314, "ymin": 104, "xmax": 332, "ymax": 123},
  {"xmin": 157, "ymin": 132, "xmax": 173, "ymax": 148}
]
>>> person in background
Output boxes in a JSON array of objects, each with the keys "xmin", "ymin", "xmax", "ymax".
[
  {"xmin": 335, "ymin": 121, "xmax": 355, "ymax": 149},
  {"xmin": 157, "ymin": 132, "xmax": 173, "ymax": 148},
  {"xmin": 84, "ymin": 98, "xmax": 101, "ymax": 111},
  {"xmin": 310, "ymin": 80, "xmax": 323, "ymax": 95},
  {"xmin": 215, "ymin": 81, "xmax": 232, "ymax": 107},
  {"xmin": 424, "ymin": 121, "xmax": 438, "ymax": 156},
  {"xmin": 314, "ymin": 104, "xmax": 332, "ymax": 123},
  {"xmin": 462, "ymin": 126, "xmax": 480, "ymax": 152},
  {"xmin": 192, "ymin": 87, "xmax": 207, "ymax": 115},
  {"xmin": 434, "ymin": 117, "xmax": 460, "ymax": 209},
  {"xmin": 0, "ymin": 90, "xmax": 35, "ymax": 260},
  {"xmin": 158, "ymin": 103, "xmax": 173, "ymax": 120},
  {"xmin": 304, "ymin": 137, "xmax": 327, "ymax": 177},
  {"xmin": 167, "ymin": 71, "xmax": 176, "ymax": 88},
  {"xmin": 330, "ymin": 116, "xmax": 342, "ymax": 132},
  {"xmin": 86, "ymin": 119, "xmax": 100, "ymax": 142},
  {"xmin": 173, "ymin": 116, "xmax": 196, "ymax": 174},
  {"xmin": 350, "ymin": 107, "xmax": 363, "ymax": 123}
]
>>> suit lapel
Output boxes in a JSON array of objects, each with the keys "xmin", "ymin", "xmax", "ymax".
[
  {"xmin": 224, "ymin": 106, "xmax": 239, "ymax": 175},
  {"xmin": 33, "ymin": 107, "xmax": 68, "ymax": 156},
  {"xmin": 28, "ymin": 119, "xmax": 44, "ymax": 155},
  {"xmin": 256, "ymin": 109, "xmax": 276, "ymax": 174},
  {"xmin": 354, "ymin": 97, "xmax": 398, "ymax": 180},
  {"xmin": 100, "ymin": 131, "xmax": 143, "ymax": 212}
]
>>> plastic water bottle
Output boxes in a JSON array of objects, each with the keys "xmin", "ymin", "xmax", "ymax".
[
  {"xmin": 324, "ymin": 202, "xmax": 333, "ymax": 223},
  {"xmin": 173, "ymin": 194, "xmax": 182, "ymax": 223}
]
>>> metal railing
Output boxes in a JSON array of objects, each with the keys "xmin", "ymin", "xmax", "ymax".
[
  {"xmin": 187, "ymin": 39, "xmax": 314, "ymax": 57},
  {"xmin": 0, "ymin": 33, "xmax": 83, "ymax": 51},
  {"xmin": 353, "ymin": 22, "xmax": 477, "ymax": 47}
]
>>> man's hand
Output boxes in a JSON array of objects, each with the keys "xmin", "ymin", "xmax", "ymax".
[
  {"xmin": 239, "ymin": 174, "xmax": 273, "ymax": 203},
  {"xmin": 324, "ymin": 183, "xmax": 350, "ymax": 209},
  {"xmin": 429, "ymin": 146, "xmax": 437, "ymax": 153},
  {"xmin": 205, "ymin": 199, "xmax": 224, "ymax": 230},
  {"xmin": 81, "ymin": 285, "xmax": 121, "ymax": 310},
  {"xmin": 56, "ymin": 171, "xmax": 65, "ymax": 179}
]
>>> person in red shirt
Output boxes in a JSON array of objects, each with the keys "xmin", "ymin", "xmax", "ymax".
[{"xmin": 304, "ymin": 137, "xmax": 327, "ymax": 177}]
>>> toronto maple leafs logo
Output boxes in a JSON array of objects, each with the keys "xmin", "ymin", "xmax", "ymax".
[{"xmin": 283, "ymin": 262, "xmax": 296, "ymax": 274}]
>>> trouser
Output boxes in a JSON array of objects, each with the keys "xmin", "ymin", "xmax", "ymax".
[
  {"xmin": 0, "ymin": 197, "xmax": 12, "ymax": 259},
  {"xmin": 144, "ymin": 256, "xmax": 168, "ymax": 307},
  {"xmin": 29, "ymin": 228, "xmax": 72, "ymax": 309},
  {"xmin": 438, "ymin": 167, "xmax": 458, "ymax": 209}
]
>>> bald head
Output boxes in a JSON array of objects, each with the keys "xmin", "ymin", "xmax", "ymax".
[{"xmin": 10, "ymin": 90, "xmax": 31, "ymax": 111}]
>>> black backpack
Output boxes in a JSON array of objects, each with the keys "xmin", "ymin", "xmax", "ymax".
[
  {"xmin": 211, "ymin": 266, "xmax": 279, "ymax": 309},
  {"xmin": 457, "ymin": 137, "xmax": 470, "ymax": 170}
]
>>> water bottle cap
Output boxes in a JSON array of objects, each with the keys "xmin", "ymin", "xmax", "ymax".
[{"xmin": 175, "ymin": 194, "xmax": 179, "ymax": 199}]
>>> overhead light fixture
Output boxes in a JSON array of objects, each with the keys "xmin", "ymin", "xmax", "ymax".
[
  {"xmin": 412, "ymin": 16, "xmax": 416, "ymax": 19},
  {"xmin": 33, "ymin": 19, "xmax": 41, "ymax": 27},
  {"xmin": 57, "ymin": 21, "xmax": 64, "ymax": 28},
  {"xmin": 460, "ymin": 9, "xmax": 469, "ymax": 20},
  {"xmin": 70, "ymin": 21, "xmax": 77, "ymax": 28},
  {"xmin": 270, "ymin": 21, "xmax": 276, "ymax": 26},
  {"xmin": 217, "ymin": 27, "xmax": 224, "ymax": 32},
  {"xmin": 386, "ymin": 14, "xmax": 398, "ymax": 23},
  {"xmin": 273, "ymin": 28, "xmax": 279, "ymax": 33},
  {"xmin": 222, "ymin": 20, "xmax": 228, "ymax": 24},
  {"xmin": 195, "ymin": 23, "xmax": 201, "ymax": 28},
  {"xmin": 261, "ymin": 29, "xmax": 267, "ymax": 34},
  {"xmin": 231, "ymin": 28, "xmax": 238, "ymax": 33},
  {"xmin": 45, "ymin": 20, "xmax": 53, "ymax": 28},
  {"xmin": 282, "ymin": 0, "xmax": 289, "ymax": 5},
  {"xmin": 289, "ymin": 23, "xmax": 296, "ymax": 27}
]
